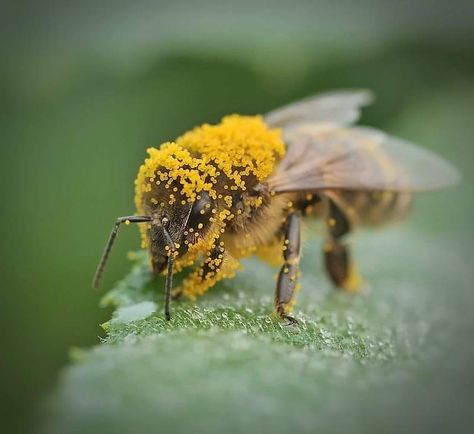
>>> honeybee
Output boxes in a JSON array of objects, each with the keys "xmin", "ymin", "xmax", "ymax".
[{"xmin": 93, "ymin": 90, "xmax": 459, "ymax": 323}]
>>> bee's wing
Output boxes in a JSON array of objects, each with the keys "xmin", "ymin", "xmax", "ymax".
[
  {"xmin": 264, "ymin": 89, "xmax": 374, "ymax": 128},
  {"xmin": 267, "ymin": 126, "xmax": 460, "ymax": 193}
]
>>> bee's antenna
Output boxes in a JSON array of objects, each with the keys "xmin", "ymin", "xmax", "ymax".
[
  {"xmin": 164, "ymin": 251, "xmax": 174, "ymax": 321},
  {"xmin": 161, "ymin": 219, "xmax": 175, "ymax": 321},
  {"xmin": 93, "ymin": 215, "xmax": 152, "ymax": 289}
]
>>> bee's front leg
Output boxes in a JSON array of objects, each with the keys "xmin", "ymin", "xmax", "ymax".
[
  {"xmin": 275, "ymin": 211, "xmax": 301, "ymax": 324},
  {"xmin": 173, "ymin": 239, "xmax": 239, "ymax": 300}
]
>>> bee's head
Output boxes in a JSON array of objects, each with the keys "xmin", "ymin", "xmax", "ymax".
[{"xmin": 147, "ymin": 191, "xmax": 215, "ymax": 274}]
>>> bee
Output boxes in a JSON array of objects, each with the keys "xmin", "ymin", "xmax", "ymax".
[{"xmin": 93, "ymin": 90, "xmax": 459, "ymax": 323}]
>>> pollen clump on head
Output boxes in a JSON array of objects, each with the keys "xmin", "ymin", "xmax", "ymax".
[
  {"xmin": 134, "ymin": 115, "xmax": 284, "ymax": 214},
  {"xmin": 134, "ymin": 142, "xmax": 210, "ymax": 214}
]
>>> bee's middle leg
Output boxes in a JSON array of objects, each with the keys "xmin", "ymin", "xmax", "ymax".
[{"xmin": 275, "ymin": 211, "xmax": 301, "ymax": 324}]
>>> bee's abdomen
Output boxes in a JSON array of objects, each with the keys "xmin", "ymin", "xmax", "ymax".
[{"xmin": 334, "ymin": 190, "xmax": 413, "ymax": 226}]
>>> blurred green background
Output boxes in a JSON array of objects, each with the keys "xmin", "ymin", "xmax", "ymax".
[{"xmin": 1, "ymin": 1, "xmax": 473, "ymax": 433}]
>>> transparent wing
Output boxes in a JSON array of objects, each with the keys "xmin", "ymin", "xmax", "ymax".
[
  {"xmin": 267, "ymin": 125, "xmax": 460, "ymax": 193},
  {"xmin": 264, "ymin": 89, "xmax": 374, "ymax": 129}
]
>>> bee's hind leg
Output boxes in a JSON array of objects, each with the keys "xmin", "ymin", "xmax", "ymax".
[
  {"xmin": 323, "ymin": 197, "xmax": 362, "ymax": 293},
  {"xmin": 275, "ymin": 211, "xmax": 301, "ymax": 324}
]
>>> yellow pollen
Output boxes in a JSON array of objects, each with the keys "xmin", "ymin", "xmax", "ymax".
[{"xmin": 134, "ymin": 114, "xmax": 284, "ymax": 249}]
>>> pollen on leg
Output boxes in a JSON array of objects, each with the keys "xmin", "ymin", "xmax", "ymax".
[
  {"xmin": 341, "ymin": 264, "xmax": 363, "ymax": 294},
  {"xmin": 178, "ymin": 252, "xmax": 241, "ymax": 299}
]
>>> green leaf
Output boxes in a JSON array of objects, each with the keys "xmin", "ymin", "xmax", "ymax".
[{"xmin": 41, "ymin": 224, "xmax": 473, "ymax": 434}]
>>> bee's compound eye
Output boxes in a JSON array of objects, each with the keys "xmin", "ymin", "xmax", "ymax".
[
  {"xmin": 188, "ymin": 192, "xmax": 213, "ymax": 231},
  {"xmin": 190, "ymin": 192, "xmax": 212, "ymax": 219}
]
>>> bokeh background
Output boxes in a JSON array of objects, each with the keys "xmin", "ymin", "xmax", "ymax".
[{"xmin": 1, "ymin": 1, "xmax": 473, "ymax": 433}]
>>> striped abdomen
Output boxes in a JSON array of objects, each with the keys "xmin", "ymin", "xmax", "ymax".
[{"xmin": 327, "ymin": 190, "xmax": 413, "ymax": 227}]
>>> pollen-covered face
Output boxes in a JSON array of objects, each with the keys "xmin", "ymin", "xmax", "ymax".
[{"xmin": 141, "ymin": 187, "xmax": 216, "ymax": 273}]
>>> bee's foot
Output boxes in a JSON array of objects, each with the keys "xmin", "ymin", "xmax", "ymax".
[{"xmin": 281, "ymin": 314, "xmax": 299, "ymax": 326}]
